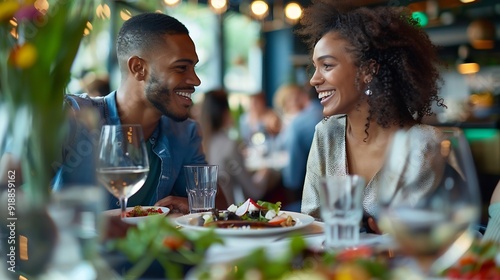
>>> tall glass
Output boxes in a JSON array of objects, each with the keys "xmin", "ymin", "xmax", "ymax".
[
  {"xmin": 96, "ymin": 125, "xmax": 149, "ymax": 218},
  {"xmin": 320, "ymin": 175, "xmax": 365, "ymax": 251},
  {"xmin": 376, "ymin": 127, "xmax": 481, "ymax": 275},
  {"xmin": 184, "ymin": 165, "xmax": 218, "ymax": 213}
]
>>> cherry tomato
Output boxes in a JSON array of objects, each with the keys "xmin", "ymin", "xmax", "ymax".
[{"xmin": 162, "ymin": 236, "xmax": 185, "ymax": 250}]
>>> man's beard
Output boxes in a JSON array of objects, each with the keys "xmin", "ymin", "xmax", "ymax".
[{"xmin": 145, "ymin": 75, "xmax": 188, "ymax": 122}]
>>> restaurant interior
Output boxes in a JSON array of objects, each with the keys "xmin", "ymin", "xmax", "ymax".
[
  {"xmin": 1, "ymin": 0, "xmax": 500, "ymax": 279},
  {"xmin": 72, "ymin": 0, "xmax": 500, "ymax": 218}
]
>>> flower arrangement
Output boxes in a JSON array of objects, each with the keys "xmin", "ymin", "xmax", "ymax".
[
  {"xmin": 0, "ymin": 0, "xmax": 95, "ymax": 207},
  {"xmin": 109, "ymin": 215, "xmax": 224, "ymax": 279}
]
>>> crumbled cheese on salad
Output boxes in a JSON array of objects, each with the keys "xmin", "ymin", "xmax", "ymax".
[
  {"xmin": 248, "ymin": 203, "xmax": 259, "ymax": 212},
  {"xmin": 227, "ymin": 204, "xmax": 238, "ymax": 212},
  {"xmin": 265, "ymin": 210, "xmax": 277, "ymax": 220},
  {"xmin": 202, "ymin": 214, "xmax": 212, "ymax": 222}
]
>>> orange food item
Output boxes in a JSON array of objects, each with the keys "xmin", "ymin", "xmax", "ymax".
[
  {"xmin": 126, "ymin": 206, "xmax": 164, "ymax": 217},
  {"xmin": 162, "ymin": 236, "xmax": 185, "ymax": 250}
]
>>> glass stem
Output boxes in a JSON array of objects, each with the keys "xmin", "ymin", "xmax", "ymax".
[{"xmin": 120, "ymin": 197, "xmax": 128, "ymax": 219}]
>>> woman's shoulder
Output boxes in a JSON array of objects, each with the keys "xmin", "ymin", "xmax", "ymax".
[
  {"xmin": 313, "ymin": 114, "xmax": 346, "ymax": 139},
  {"xmin": 315, "ymin": 114, "xmax": 346, "ymax": 130}
]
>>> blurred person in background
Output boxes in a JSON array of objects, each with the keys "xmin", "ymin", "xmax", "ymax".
[
  {"xmin": 238, "ymin": 91, "xmax": 281, "ymax": 148},
  {"xmin": 281, "ymin": 86, "xmax": 323, "ymax": 211},
  {"xmin": 81, "ymin": 72, "xmax": 111, "ymax": 98},
  {"xmin": 199, "ymin": 89, "xmax": 280, "ymax": 205},
  {"xmin": 273, "ymin": 84, "xmax": 306, "ymax": 132},
  {"xmin": 272, "ymin": 83, "xmax": 308, "ymax": 151}
]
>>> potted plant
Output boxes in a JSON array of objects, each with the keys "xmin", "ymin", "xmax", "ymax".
[{"xmin": 0, "ymin": 0, "xmax": 96, "ymax": 277}]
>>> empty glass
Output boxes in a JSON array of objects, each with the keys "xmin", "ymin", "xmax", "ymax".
[
  {"xmin": 319, "ymin": 175, "xmax": 365, "ymax": 250},
  {"xmin": 184, "ymin": 165, "xmax": 218, "ymax": 213}
]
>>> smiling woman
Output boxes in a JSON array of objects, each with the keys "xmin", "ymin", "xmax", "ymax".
[{"xmin": 295, "ymin": 0, "xmax": 448, "ymax": 233}]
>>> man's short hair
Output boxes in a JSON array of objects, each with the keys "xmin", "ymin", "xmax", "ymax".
[{"xmin": 116, "ymin": 12, "xmax": 189, "ymax": 65}]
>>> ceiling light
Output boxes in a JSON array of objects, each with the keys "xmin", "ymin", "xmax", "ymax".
[
  {"xmin": 457, "ymin": 62, "xmax": 480, "ymax": 75},
  {"xmin": 209, "ymin": 0, "xmax": 228, "ymax": 14},
  {"xmin": 456, "ymin": 45, "xmax": 480, "ymax": 75},
  {"xmin": 120, "ymin": 9, "xmax": 132, "ymax": 21},
  {"xmin": 163, "ymin": 0, "xmax": 181, "ymax": 8},
  {"xmin": 284, "ymin": 2, "xmax": 302, "ymax": 22},
  {"xmin": 96, "ymin": 4, "xmax": 111, "ymax": 19},
  {"xmin": 467, "ymin": 19, "xmax": 496, "ymax": 49},
  {"xmin": 250, "ymin": 1, "xmax": 269, "ymax": 20}
]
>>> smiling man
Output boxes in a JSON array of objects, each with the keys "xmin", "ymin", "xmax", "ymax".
[{"xmin": 53, "ymin": 13, "xmax": 227, "ymax": 213}]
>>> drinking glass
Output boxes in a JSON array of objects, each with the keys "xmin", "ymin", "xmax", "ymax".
[
  {"xmin": 319, "ymin": 175, "xmax": 365, "ymax": 251},
  {"xmin": 96, "ymin": 125, "xmax": 149, "ymax": 218},
  {"xmin": 184, "ymin": 165, "xmax": 218, "ymax": 213},
  {"xmin": 376, "ymin": 127, "xmax": 481, "ymax": 275}
]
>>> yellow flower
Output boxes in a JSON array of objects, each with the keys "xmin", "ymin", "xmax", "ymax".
[
  {"xmin": 8, "ymin": 43, "xmax": 38, "ymax": 69},
  {"xmin": 0, "ymin": 1, "xmax": 20, "ymax": 22}
]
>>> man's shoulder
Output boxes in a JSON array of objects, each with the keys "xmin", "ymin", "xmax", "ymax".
[{"xmin": 64, "ymin": 93, "xmax": 107, "ymax": 109}]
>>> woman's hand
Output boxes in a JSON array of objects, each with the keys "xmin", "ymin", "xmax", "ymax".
[{"xmin": 367, "ymin": 217, "xmax": 382, "ymax": 234}]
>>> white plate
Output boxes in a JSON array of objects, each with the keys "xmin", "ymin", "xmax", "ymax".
[
  {"xmin": 103, "ymin": 206, "xmax": 170, "ymax": 224},
  {"xmin": 175, "ymin": 211, "xmax": 315, "ymax": 236}
]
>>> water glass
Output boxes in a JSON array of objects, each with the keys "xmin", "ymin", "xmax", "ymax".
[
  {"xmin": 184, "ymin": 165, "xmax": 218, "ymax": 213},
  {"xmin": 319, "ymin": 175, "xmax": 365, "ymax": 250}
]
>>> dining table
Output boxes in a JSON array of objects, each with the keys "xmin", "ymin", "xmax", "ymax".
[
  {"xmin": 102, "ymin": 210, "xmax": 498, "ymax": 280},
  {"xmin": 111, "ymin": 211, "xmax": 392, "ymax": 278}
]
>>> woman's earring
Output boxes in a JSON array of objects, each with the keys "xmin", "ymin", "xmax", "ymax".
[{"xmin": 365, "ymin": 83, "xmax": 372, "ymax": 96}]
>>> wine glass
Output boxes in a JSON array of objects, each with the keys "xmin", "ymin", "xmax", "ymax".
[
  {"xmin": 375, "ymin": 127, "xmax": 481, "ymax": 275},
  {"xmin": 96, "ymin": 124, "xmax": 149, "ymax": 218}
]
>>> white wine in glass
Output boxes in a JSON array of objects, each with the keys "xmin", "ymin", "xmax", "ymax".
[
  {"xmin": 376, "ymin": 127, "xmax": 481, "ymax": 275},
  {"xmin": 96, "ymin": 125, "xmax": 149, "ymax": 218}
]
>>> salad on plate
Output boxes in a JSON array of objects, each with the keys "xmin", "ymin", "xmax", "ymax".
[{"xmin": 201, "ymin": 198, "xmax": 296, "ymax": 228}]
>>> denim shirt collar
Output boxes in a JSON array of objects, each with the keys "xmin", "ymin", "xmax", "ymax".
[
  {"xmin": 103, "ymin": 91, "xmax": 168, "ymax": 203},
  {"xmin": 104, "ymin": 91, "xmax": 121, "ymax": 125}
]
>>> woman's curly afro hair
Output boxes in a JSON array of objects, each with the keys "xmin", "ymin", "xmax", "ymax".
[{"xmin": 296, "ymin": 0, "xmax": 446, "ymax": 128}]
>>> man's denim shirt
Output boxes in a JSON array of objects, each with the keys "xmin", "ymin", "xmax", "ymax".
[{"xmin": 52, "ymin": 91, "xmax": 207, "ymax": 209}]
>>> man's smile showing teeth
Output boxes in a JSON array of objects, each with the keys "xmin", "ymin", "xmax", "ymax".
[
  {"xmin": 318, "ymin": 90, "xmax": 335, "ymax": 100},
  {"xmin": 176, "ymin": 91, "xmax": 192, "ymax": 99}
]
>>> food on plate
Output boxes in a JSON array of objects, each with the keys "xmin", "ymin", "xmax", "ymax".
[
  {"xmin": 126, "ymin": 206, "xmax": 164, "ymax": 217},
  {"xmin": 442, "ymin": 240, "xmax": 500, "ymax": 279},
  {"xmin": 201, "ymin": 198, "xmax": 296, "ymax": 228}
]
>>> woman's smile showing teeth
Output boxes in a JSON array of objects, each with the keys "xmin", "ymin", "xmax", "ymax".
[{"xmin": 318, "ymin": 90, "xmax": 335, "ymax": 104}]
